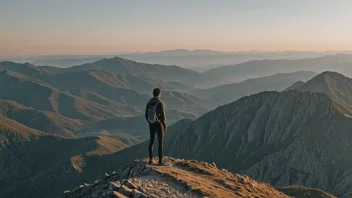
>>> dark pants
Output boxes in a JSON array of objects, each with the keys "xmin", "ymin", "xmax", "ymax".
[{"xmin": 148, "ymin": 123, "xmax": 164, "ymax": 161}]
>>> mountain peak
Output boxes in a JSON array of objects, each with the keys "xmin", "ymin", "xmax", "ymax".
[
  {"xmin": 284, "ymin": 80, "xmax": 305, "ymax": 91},
  {"xmin": 62, "ymin": 157, "xmax": 293, "ymax": 198},
  {"xmin": 298, "ymin": 71, "xmax": 352, "ymax": 109},
  {"xmin": 314, "ymin": 71, "xmax": 347, "ymax": 79}
]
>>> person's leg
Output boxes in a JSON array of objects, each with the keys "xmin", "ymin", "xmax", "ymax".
[
  {"xmin": 157, "ymin": 123, "xmax": 165, "ymax": 164},
  {"xmin": 148, "ymin": 124, "xmax": 157, "ymax": 164}
]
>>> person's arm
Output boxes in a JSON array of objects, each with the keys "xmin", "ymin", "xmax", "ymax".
[
  {"xmin": 160, "ymin": 101, "xmax": 166, "ymax": 128},
  {"xmin": 145, "ymin": 102, "xmax": 149, "ymax": 122}
]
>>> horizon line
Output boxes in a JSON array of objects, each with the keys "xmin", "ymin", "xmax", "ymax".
[{"xmin": 2, "ymin": 49, "xmax": 352, "ymax": 58}]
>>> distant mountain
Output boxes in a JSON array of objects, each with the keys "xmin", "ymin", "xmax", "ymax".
[
  {"xmin": 119, "ymin": 50, "xmax": 342, "ymax": 72},
  {"xmin": 298, "ymin": 71, "xmax": 352, "ymax": 110},
  {"xmin": 202, "ymin": 54, "xmax": 352, "ymax": 87},
  {"xmin": 40, "ymin": 69, "xmax": 189, "ymax": 94},
  {"xmin": 63, "ymin": 57, "xmax": 200, "ymax": 84},
  {"xmin": 38, "ymin": 69, "xmax": 206, "ymax": 115},
  {"xmin": 284, "ymin": 81, "xmax": 305, "ymax": 91},
  {"xmin": 32, "ymin": 57, "xmax": 105, "ymax": 67},
  {"xmin": 0, "ymin": 61, "xmax": 59, "ymax": 77},
  {"xmin": 0, "ymin": 71, "xmax": 141, "ymax": 122},
  {"xmin": 194, "ymin": 71, "xmax": 317, "ymax": 104},
  {"xmin": 0, "ymin": 99, "xmax": 85, "ymax": 137}
]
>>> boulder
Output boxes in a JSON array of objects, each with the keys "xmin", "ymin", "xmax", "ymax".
[
  {"xmin": 132, "ymin": 189, "xmax": 147, "ymax": 198},
  {"xmin": 112, "ymin": 191, "xmax": 128, "ymax": 198},
  {"xmin": 118, "ymin": 185, "xmax": 133, "ymax": 197},
  {"xmin": 186, "ymin": 183, "xmax": 192, "ymax": 190},
  {"xmin": 109, "ymin": 181, "xmax": 121, "ymax": 191},
  {"xmin": 124, "ymin": 180, "xmax": 138, "ymax": 189}
]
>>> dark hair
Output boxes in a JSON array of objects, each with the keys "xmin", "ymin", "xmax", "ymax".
[{"xmin": 153, "ymin": 88, "xmax": 161, "ymax": 97}]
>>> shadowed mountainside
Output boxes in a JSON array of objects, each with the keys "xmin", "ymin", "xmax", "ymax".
[
  {"xmin": 0, "ymin": 99, "xmax": 86, "ymax": 137},
  {"xmin": 0, "ymin": 117, "xmax": 139, "ymax": 198}
]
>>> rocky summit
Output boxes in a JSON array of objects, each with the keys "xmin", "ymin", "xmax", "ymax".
[{"xmin": 62, "ymin": 157, "xmax": 293, "ymax": 198}]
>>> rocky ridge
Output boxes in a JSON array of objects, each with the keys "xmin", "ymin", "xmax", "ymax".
[{"xmin": 62, "ymin": 157, "xmax": 290, "ymax": 198}]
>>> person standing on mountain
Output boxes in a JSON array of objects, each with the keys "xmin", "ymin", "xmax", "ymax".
[{"xmin": 145, "ymin": 88, "xmax": 167, "ymax": 165}]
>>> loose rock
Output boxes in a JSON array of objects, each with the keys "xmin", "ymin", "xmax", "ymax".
[{"xmin": 109, "ymin": 181, "xmax": 121, "ymax": 191}]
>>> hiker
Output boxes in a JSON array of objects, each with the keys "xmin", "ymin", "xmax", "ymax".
[{"xmin": 145, "ymin": 88, "xmax": 167, "ymax": 165}]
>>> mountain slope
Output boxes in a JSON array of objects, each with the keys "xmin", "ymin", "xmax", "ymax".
[
  {"xmin": 0, "ymin": 99, "xmax": 85, "ymax": 137},
  {"xmin": 285, "ymin": 81, "xmax": 305, "ymax": 91},
  {"xmin": 164, "ymin": 91, "xmax": 352, "ymax": 197},
  {"xmin": 195, "ymin": 71, "xmax": 317, "ymax": 104}
]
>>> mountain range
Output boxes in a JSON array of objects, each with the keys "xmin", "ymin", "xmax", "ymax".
[
  {"xmin": 118, "ymin": 49, "xmax": 346, "ymax": 71},
  {"xmin": 201, "ymin": 54, "xmax": 352, "ymax": 86},
  {"xmin": 0, "ymin": 59, "xmax": 210, "ymax": 139},
  {"xmin": 0, "ymin": 55, "xmax": 351, "ymax": 197},
  {"xmin": 0, "ymin": 57, "xmax": 319, "ymax": 140}
]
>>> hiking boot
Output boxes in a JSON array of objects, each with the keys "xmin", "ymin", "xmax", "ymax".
[
  {"xmin": 149, "ymin": 158, "xmax": 153, "ymax": 165},
  {"xmin": 158, "ymin": 161, "xmax": 164, "ymax": 166}
]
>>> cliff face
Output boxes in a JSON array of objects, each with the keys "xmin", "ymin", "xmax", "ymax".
[{"xmin": 160, "ymin": 90, "xmax": 352, "ymax": 197}]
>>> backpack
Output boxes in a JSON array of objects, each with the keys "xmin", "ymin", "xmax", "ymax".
[{"xmin": 147, "ymin": 102, "xmax": 160, "ymax": 123}]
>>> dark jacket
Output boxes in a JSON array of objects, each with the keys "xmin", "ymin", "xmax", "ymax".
[{"xmin": 145, "ymin": 97, "xmax": 166, "ymax": 125}]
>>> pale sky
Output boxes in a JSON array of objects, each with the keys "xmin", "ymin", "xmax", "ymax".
[{"xmin": 1, "ymin": 0, "xmax": 352, "ymax": 56}]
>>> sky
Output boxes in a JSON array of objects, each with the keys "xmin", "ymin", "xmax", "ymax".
[{"xmin": 1, "ymin": 0, "xmax": 352, "ymax": 56}]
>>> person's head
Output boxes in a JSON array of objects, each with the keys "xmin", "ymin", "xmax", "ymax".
[{"xmin": 153, "ymin": 88, "xmax": 161, "ymax": 98}]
